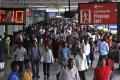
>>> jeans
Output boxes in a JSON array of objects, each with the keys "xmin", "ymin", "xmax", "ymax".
[
  {"xmin": 78, "ymin": 71, "xmax": 86, "ymax": 80},
  {"xmin": 43, "ymin": 63, "xmax": 50, "ymax": 78},
  {"xmin": 32, "ymin": 60, "xmax": 40, "ymax": 76},
  {"xmin": 61, "ymin": 59, "xmax": 67, "ymax": 68},
  {"xmin": 86, "ymin": 55, "xmax": 90, "ymax": 66}
]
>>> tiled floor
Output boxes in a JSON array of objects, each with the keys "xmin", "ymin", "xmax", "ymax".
[{"xmin": 0, "ymin": 53, "xmax": 120, "ymax": 80}]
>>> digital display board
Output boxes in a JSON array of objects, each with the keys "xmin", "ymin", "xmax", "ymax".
[{"xmin": 0, "ymin": 8, "xmax": 25, "ymax": 25}]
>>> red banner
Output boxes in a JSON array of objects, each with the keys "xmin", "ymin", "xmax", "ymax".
[
  {"xmin": 27, "ymin": 8, "xmax": 32, "ymax": 17},
  {"xmin": 79, "ymin": 3, "xmax": 117, "ymax": 24}
]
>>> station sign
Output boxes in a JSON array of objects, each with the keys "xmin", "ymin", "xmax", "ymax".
[{"xmin": 79, "ymin": 3, "xmax": 117, "ymax": 24}]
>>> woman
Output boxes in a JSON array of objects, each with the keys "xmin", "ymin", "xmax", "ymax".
[
  {"xmin": 52, "ymin": 37, "xmax": 60, "ymax": 60},
  {"xmin": 107, "ymin": 33, "xmax": 113, "ymax": 49},
  {"xmin": 75, "ymin": 48, "xmax": 88, "ymax": 80},
  {"xmin": 23, "ymin": 59, "xmax": 32, "ymax": 80},
  {"xmin": 93, "ymin": 57, "xmax": 112, "ymax": 80}
]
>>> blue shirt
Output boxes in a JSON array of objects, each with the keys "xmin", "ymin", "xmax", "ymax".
[
  {"xmin": 99, "ymin": 41, "xmax": 109, "ymax": 56},
  {"xmin": 31, "ymin": 46, "xmax": 40, "ymax": 60},
  {"xmin": 60, "ymin": 47, "xmax": 69, "ymax": 60},
  {"xmin": 8, "ymin": 71, "xmax": 19, "ymax": 80},
  {"xmin": 35, "ymin": 30, "xmax": 42, "ymax": 39}
]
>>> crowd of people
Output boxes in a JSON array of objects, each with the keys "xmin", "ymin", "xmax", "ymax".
[{"xmin": 0, "ymin": 18, "xmax": 118, "ymax": 80}]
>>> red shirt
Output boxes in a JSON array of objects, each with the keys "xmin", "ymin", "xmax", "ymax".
[
  {"xmin": 94, "ymin": 65, "xmax": 111, "ymax": 80},
  {"xmin": 43, "ymin": 32, "xmax": 48, "ymax": 49}
]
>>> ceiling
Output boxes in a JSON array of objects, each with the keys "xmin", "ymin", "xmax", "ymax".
[
  {"xmin": 0, "ymin": 0, "xmax": 119, "ymax": 9},
  {"xmin": 0, "ymin": 0, "xmax": 94, "ymax": 8}
]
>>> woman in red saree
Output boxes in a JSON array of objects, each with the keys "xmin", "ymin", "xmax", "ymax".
[{"xmin": 93, "ymin": 57, "xmax": 112, "ymax": 80}]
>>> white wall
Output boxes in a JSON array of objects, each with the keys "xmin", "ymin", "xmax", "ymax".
[{"xmin": 7, "ymin": 25, "xmax": 13, "ymax": 35}]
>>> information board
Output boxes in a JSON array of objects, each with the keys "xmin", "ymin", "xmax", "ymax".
[
  {"xmin": 79, "ymin": 3, "xmax": 117, "ymax": 24},
  {"xmin": 0, "ymin": 8, "xmax": 25, "ymax": 25}
]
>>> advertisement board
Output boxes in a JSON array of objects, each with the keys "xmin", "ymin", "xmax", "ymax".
[
  {"xmin": 27, "ymin": 8, "xmax": 32, "ymax": 17},
  {"xmin": 79, "ymin": 3, "xmax": 117, "ymax": 24},
  {"xmin": 109, "ymin": 24, "xmax": 117, "ymax": 34},
  {"xmin": 47, "ymin": 12, "xmax": 58, "ymax": 17},
  {"xmin": 33, "ymin": 10, "xmax": 45, "ymax": 17}
]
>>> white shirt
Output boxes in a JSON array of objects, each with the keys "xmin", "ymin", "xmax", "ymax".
[
  {"xmin": 41, "ymin": 49, "xmax": 54, "ymax": 63},
  {"xmin": 19, "ymin": 34, "xmax": 23, "ymax": 42},
  {"xmin": 14, "ymin": 47, "xmax": 27, "ymax": 61},
  {"xmin": 87, "ymin": 32, "xmax": 91, "ymax": 37},
  {"xmin": 84, "ymin": 43, "xmax": 90, "ymax": 55},
  {"xmin": 91, "ymin": 35, "xmax": 96, "ymax": 42},
  {"xmin": 59, "ymin": 66, "xmax": 80, "ymax": 80},
  {"xmin": 75, "ymin": 54, "xmax": 88, "ymax": 71}
]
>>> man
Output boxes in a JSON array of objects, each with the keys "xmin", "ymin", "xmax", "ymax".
[
  {"xmin": 59, "ymin": 58, "xmax": 80, "ymax": 80},
  {"xmin": 0, "ymin": 36, "xmax": 5, "ymax": 70},
  {"xmin": 59, "ymin": 42, "xmax": 70, "ymax": 68},
  {"xmin": 83, "ymin": 38, "xmax": 90, "ymax": 66},
  {"xmin": 15, "ymin": 31, "xmax": 23, "ymax": 43},
  {"xmin": 30, "ymin": 40, "xmax": 41, "ymax": 78},
  {"xmin": 98, "ymin": 36, "xmax": 109, "ymax": 59},
  {"xmin": 14, "ymin": 42, "xmax": 27, "ymax": 73},
  {"xmin": 41, "ymin": 46, "xmax": 54, "ymax": 79},
  {"xmin": 8, "ymin": 61, "xmax": 20, "ymax": 80},
  {"xmin": 75, "ymin": 48, "xmax": 88, "ymax": 80},
  {"xmin": 35, "ymin": 27, "xmax": 42, "ymax": 46},
  {"xmin": 3, "ymin": 34, "xmax": 11, "ymax": 58}
]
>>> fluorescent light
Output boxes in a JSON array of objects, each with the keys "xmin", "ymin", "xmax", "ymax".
[
  {"xmin": 29, "ymin": 5, "xmax": 47, "ymax": 8},
  {"xmin": 62, "ymin": 6, "xmax": 78, "ymax": 8}
]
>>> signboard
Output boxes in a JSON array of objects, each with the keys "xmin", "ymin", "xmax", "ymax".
[
  {"xmin": 47, "ymin": 12, "xmax": 58, "ymax": 17},
  {"xmin": 0, "ymin": 8, "xmax": 25, "ymax": 25},
  {"xmin": 33, "ymin": 10, "xmax": 45, "ymax": 17},
  {"xmin": 109, "ymin": 24, "xmax": 117, "ymax": 34},
  {"xmin": 79, "ymin": 3, "xmax": 117, "ymax": 24}
]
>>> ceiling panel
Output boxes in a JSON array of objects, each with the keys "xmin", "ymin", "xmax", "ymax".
[{"xmin": 0, "ymin": 0, "xmax": 95, "ymax": 8}]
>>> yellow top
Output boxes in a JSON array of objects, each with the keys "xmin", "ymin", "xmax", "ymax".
[{"xmin": 23, "ymin": 69, "xmax": 32, "ymax": 80}]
